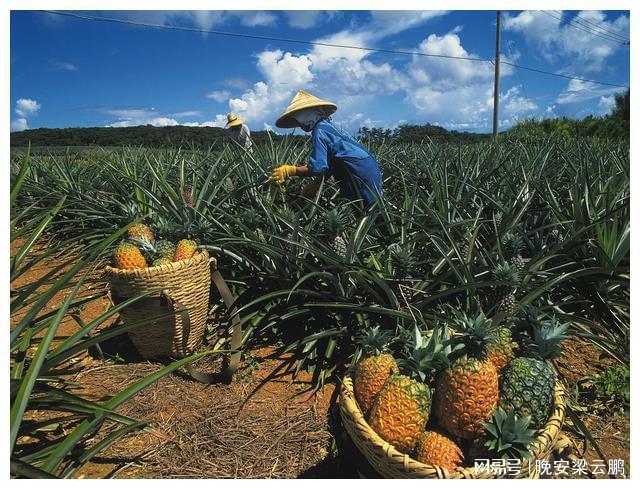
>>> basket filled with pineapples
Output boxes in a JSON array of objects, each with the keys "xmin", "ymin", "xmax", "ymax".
[
  {"xmin": 105, "ymin": 223, "xmax": 211, "ymax": 359},
  {"xmin": 339, "ymin": 310, "xmax": 569, "ymax": 479}
]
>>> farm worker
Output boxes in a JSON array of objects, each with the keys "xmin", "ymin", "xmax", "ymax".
[
  {"xmin": 225, "ymin": 113, "xmax": 253, "ymax": 152},
  {"xmin": 269, "ymin": 90, "xmax": 383, "ymax": 207}
]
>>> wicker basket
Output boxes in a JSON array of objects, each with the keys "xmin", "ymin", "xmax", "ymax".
[
  {"xmin": 105, "ymin": 250, "xmax": 212, "ymax": 359},
  {"xmin": 339, "ymin": 370, "xmax": 567, "ymax": 479}
]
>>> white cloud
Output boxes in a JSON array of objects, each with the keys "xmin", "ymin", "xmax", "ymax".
[
  {"xmin": 285, "ymin": 11, "xmax": 331, "ymax": 29},
  {"xmin": 556, "ymin": 79, "xmax": 620, "ymax": 104},
  {"xmin": 502, "ymin": 87, "xmax": 538, "ymax": 115},
  {"xmin": 597, "ymin": 95, "xmax": 616, "ymax": 115},
  {"xmin": 15, "ymin": 98, "xmax": 41, "ymax": 117},
  {"xmin": 50, "ymin": 60, "xmax": 77, "ymax": 71},
  {"xmin": 239, "ymin": 11, "xmax": 277, "ymax": 27},
  {"xmin": 168, "ymin": 110, "xmax": 201, "ymax": 117},
  {"xmin": 503, "ymin": 10, "xmax": 630, "ymax": 72},
  {"xmin": 183, "ymin": 114, "xmax": 227, "ymax": 128},
  {"xmin": 206, "ymin": 90, "xmax": 231, "ymax": 103},
  {"xmin": 11, "ymin": 118, "xmax": 28, "ymax": 132},
  {"xmin": 108, "ymin": 117, "xmax": 179, "ymax": 128}
]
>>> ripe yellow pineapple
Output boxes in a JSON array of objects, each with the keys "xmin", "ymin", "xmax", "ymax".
[
  {"xmin": 367, "ymin": 326, "xmax": 449, "ymax": 453},
  {"xmin": 353, "ymin": 327, "xmax": 399, "ymax": 417},
  {"xmin": 486, "ymin": 327, "xmax": 516, "ymax": 372},
  {"xmin": 434, "ymin": 313, "xmax": 499, "ymax": 440},
  {"xmin": 113, "ymin": 242, "xmax": 147, "ymax": 270},
  {"xmin": 128, "ymin": 223, "xmax": 154, "ymax": 242},
  {"xmin": 175, "ymin": 239, "xmax": 198, "ymax": 261},
  {"xmin": 414, "ymin": 431, "xmax": 464, "ymax": 470}
]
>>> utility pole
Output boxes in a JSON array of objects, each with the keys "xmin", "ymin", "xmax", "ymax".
[{"xmin": 492, "ymin": 10, "xmax": 501, "ymax": 137}]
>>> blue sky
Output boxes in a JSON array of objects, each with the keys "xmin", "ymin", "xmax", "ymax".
[{"xmin": 10, "ymin": 10, "xmax": 630, "ymax": 133}]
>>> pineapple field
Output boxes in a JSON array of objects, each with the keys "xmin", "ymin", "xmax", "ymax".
[{"xmin": 9, "ymin": 134, "xmax": 630, "ymax": 479}]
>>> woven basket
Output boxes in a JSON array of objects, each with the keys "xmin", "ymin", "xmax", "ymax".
[
  {"xmin": 105, "ymin": 250, "xmax": 211, "ymax": 359},
  {"xmin": 339, "ymin": 370, "xmax": 566, "ymax": 479}
]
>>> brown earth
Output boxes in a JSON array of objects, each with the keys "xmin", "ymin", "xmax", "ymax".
[{"xmin": 11, "ymin": 240, "xmax": 630, "ymax": 479}]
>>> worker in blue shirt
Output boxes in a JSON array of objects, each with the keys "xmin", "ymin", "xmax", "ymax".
[{"xmin": 269, "ymin": 90, "xmax": 383, "ymax": 207}]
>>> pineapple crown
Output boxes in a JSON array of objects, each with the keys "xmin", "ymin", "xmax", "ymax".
[
  {"xmin": 531, "ymin": 318, "xmax": 570, "ymax": 360},
  {"xmin": 389, "ymin": 243, "xmax": 416, "ymax": 278},
  {"xmin": 243, "ymin": 208, "xmax": 262, "ymax": 228},
  {"xmin": 355, "ymin": 326, "xmax": 392, "ymax": 356},
  {"xmin": 483, "ymin": 407, "xmax": 537, "ymax": 460},
  {"xmin": 513, "ymin": 304, "xmax": 541, "ymax": 340},
  {"xmin": 453, "ymin": 312, "xmax": 495, "ymax": 359},
  {"xmin": 324, "ymin": 208, "xmax": 347, "ymax": 236},
  {"xmin": 398, "ymin": 325, "xmax": 451, "ymax": 382},
  {"xmin": 492, "ymin": 262, "xmax": 520, "ymax": 285},
  {"xmin": 502, "ymin": 232, "xmax": 524, "ymax": 257}
]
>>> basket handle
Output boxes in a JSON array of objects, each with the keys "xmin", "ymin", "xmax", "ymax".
[
  {"xmin": 210, "ymin": 270, "xmax": 243, "ymax": 383},
  {"xmin": 161, "ymin": 290, "xmax": 220, "ymax": 384}
]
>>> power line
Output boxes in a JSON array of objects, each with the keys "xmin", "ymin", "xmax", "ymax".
[
  {"xmin": 505, "ymin": 39, "xmax": 529, "ymax": 100},
  {"xmin": 541, "ymin": 10, "xmax": 629, "ymax": 45},
  {"xmin": 40, "ymin": 10, "xmax": 630, "ymax": 90},
  {"xmin": 500, "ymin": 61, "xmax": 628, "ymax": 89},
  {"xmin": 40, "ymin": 10, "xmax": 489, "ymax": 62},
  {"xmin": 552, "ymin": 10, "xmax": 630, "ymax": 43}
]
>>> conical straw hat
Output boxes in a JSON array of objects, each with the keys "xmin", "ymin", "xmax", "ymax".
[
  {"xmin": 275, "ymin": 90, "xmax": 337, "ymax": 128},
  {"xmin": 225, "ymin": 113, "xmax": 245, "ymax": 127}
]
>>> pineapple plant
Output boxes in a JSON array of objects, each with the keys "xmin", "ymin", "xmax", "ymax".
[
  {"xmin": 502, "ymin": 232, "xmax": 525, "ymax": 273},
  {"xmin": 499, "ymin": 318, "xmax": 569, "ymax": 428},
  {"xmin": 414, "ymin": 431, "xmax": 464, "ymax": 470},
  {"xmin": 243, "ymin": 208, "xmax": 265, "ymax": 242},
  {"xmin": 175, "ymin": 239, "xmax": 198, "ymax": 261},
  {"xmin": 113, "ymin": 241, "xmax": 147, "ymax": 270},
  {"xmin": 482, "ymin": 407, "xmax": 537, "ymax": 461},
  {"xmin": 353, "ymin": 327, "xmax": 399, "ymax": 417},
  {"xmin": 490, "ymin": 262, "xmax": 520, "ymax": 319},
  {"xmin": 223, "ymin": 177, "xmax": 236, "ymax": 194},
  {"xmin": 127, "ymin": 223, "xmax": 154, "ymax": 242},
  {"xmin": 324, "ymin": 208, "xmax": 348, "ymax": 258},
  {"xmin": 434, "ymin": 313, "xmax": 499, "ymax": 440},
  {"xmin": 367, "ymin": 325, "xmax": 449, "ymax": 453},
  {"xmin": 389, "ymin": 243, "xmax": 416, "ymax": 280}
]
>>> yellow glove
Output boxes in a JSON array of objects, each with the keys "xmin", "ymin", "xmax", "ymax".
[{"xmin": 268, "ymin": 165, "xmax": 297, "ymax": 184}]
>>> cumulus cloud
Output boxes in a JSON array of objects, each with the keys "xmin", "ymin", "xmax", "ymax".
[
  {"xmin": 206, "ymin": 90, "xmax": 231, "ymax": 103},
  {"xmin": 596, "ymin": 95, "xmax": 616, "ymax": 115},
  {"xmin": 12, "ymin": 98, "xmax": 40, "ymax": 132},
  {"xmin": 556, "ymin": 79, "xmax": 620, "ymax": 104},
  {"xmin": 101, "ymin": 107, "xmax": 212, "ymax": 127},
  {"xmin": 16, "ymin": 98, "xmax": 41, "ymax": 117},
  {"xmin": 11, "ymin": 118, "xmax": 28, "ymax": 132},
  {"xmin": 503, "ymin": 10, "xmax": 630, "ymax": 72}
]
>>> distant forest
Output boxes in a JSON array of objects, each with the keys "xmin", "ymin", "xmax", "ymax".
[{"xmin": 10, "ymin": 91, "xmax": 629, "ymax": 148}]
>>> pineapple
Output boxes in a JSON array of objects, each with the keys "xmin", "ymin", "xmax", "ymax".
[
  {"xmin": 155, "ymin": 240, "xmax": 176, "ymax": 260},
  {"xmin": 486, "ymin": 327, "xmax": 516, "ymax": 372},
  {"xmin": 113, "ymin": 241, "xmax": 147, "ymax": 270},
  {"xmin": 414, "ymin": 431, "xmax": 463, "ymax": 470},
  {"xmin": 367, "ymin": 326, "xmax": 448, "ymax": 453},
  {"xmin": 152, "ymin": 257, "xmax": 172, "ymax": 266},
  {"xmin": 434, "ymin": 313, "xmax": 499, "ymax": 440},
  {"xmin": 182, "ymin": 187, "xmax": 194, "ymax": 207},
  {"xmin": 175, "ymin": 239, "xmax": 198, "ymax": 261},
  {"xmin": 127, "ymin": 223, "xmax": 154, "ymax": 242},
  {"xmin": 482, "ymin": 407, "xmax": 537, "ymax": 461},
  {"xmin": 223, "ymin": 177, "xmax": 236, "ymax": 194},
  {"xmin": 490, "ymin": 262, "xmax": 520, "ymax": 319},
  {"xmin": 324, "ymin": 208, "xmax": 348, "ymax": 258},
  {"xmin": 389, "ymin": 243, "xmax": 415, "ymax": 280},
  {"xmin": 499, "ymin": 319, "xmax": 569, "ymax": 428},
  {"xmin": 502, "ymin": 232, "xmax": 525, "ymax": 273},
  {"xmin": 353, "ymin": 327, "xmax": 399, "ymax": 417}
]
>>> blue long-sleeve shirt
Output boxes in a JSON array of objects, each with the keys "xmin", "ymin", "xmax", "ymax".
[{"xmin": 306, "ymin": 119, "xmax": 383, "ymax": 206}]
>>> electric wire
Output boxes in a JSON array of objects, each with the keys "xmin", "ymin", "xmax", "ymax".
[
  {"xmin": 552, "ymin": 10, "xmax": 630, "ymax": 43},
  {"xmin": 40, "ymin": 10, "xmax": 630, "ymax": 90}
]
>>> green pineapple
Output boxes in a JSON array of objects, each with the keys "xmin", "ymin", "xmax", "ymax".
[
  {"xmin": 482, "ymin": 407, "xmax": 537, "ymax": 460},
  {"xmin": 389, "ymin": 243, "xmax": 416, "ymax": 279},
  {"xmin": 224, "ymin": 177, "xmax": 235, "ymax": 194},
  {"xmin": 324, "ymin": 209, "xmax": 348, "ymax": 258},
  {"xmin": 499, "ymin": 318, "xmax": 569, "ymax": 428},
  {"xmin": 491, "ymin": 262, "xmax": 520, "ymax": 319},
  {"xmin": 502, "ymin": 232, "xmax": 525, "ymax": 273},
  {"xmin": 243, "ymin": 208, "xmax": 265, "ymax": 242}
]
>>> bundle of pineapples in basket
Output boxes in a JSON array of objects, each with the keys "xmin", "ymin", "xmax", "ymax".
[
  {"xmin": 112, "ymin": 223, "xmax": 198, "ymax": 270},
  {"xmin": 352, "ymin": 308, "xmax": 569, "ymax": 470}
]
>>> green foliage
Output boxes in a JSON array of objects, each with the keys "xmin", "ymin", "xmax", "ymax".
[{"xmin": 579, "ymin": 366, "xmax": 630, "ymax": 409}]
